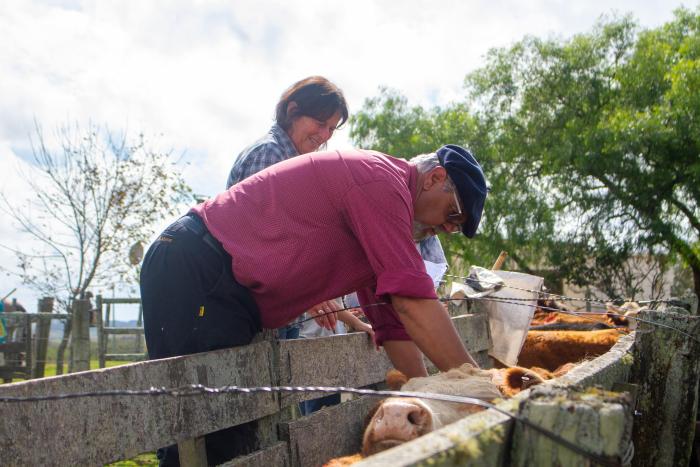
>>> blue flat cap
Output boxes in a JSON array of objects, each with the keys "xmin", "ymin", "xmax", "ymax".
[{"xmin": 436, "ymin": 144, "xmax": 487, "ymax": 237}]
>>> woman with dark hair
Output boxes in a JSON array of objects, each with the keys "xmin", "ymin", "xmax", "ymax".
[
  {"xmin": 226, "ymin": 76, "xmax": 349, "ymax": 188},
  {"xmin": 225, "ymin": 76, "xmax": 368, "ymax": 341}
]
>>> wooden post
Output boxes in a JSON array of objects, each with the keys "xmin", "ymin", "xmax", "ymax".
[
  {"xmin": 135, "ymin": 301, "xmax": 144, "ymax": 354},
  {"xmin": 178, "ymin": 437, "xmax": 207, "ymax": 467},
  {"xmin": 491, "ymin": 250, "xmax": 508, "ymax": 270},
  {"xmin": 630, "ymin": 308, "xmax": 700, "ymax": 467},
  {"xmin": 70, "ymin": 299, "xmax": 91, "ymax": 372},
  {"xmin": 511, "ymin": 385, "xmax": 633, "ymax": 466},
  {"xmin": 96, "ymin": 295, "xmax": 105, "ymax": 368},
  {"xmin": 22, "ymin": 316, "xmax": 32, "ymax": 380},
  {"xmin": 32, "ymin": 297, "xmax": 53, "ymax": 379}
]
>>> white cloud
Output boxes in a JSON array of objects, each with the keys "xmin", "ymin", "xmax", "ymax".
[{"xmin": 0, "ymin": 0, "xmax": 693, "ymax": 314}]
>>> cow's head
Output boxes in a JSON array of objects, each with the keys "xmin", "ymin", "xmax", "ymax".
[{"xmin": 361, "ymin": 364, "xmax": 557, "ymax": 456}]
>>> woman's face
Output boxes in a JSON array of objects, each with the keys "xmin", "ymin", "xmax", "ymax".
[{"xmin": 287, "ymin": 111, "xmax": 342, "ymax": 155}]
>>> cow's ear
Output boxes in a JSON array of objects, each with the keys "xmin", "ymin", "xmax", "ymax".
[{"xmin": 386, "ymin": 369, "xmax": 408, "ymax": 390}]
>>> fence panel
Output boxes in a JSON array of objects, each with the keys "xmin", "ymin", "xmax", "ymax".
[{"xmin": 0, "ymin": 341, "xmax": 276, "ymax": 466}]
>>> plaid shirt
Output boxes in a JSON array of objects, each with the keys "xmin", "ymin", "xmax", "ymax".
[{"xmin": 226, "ymin": 124, "xmax": 299, "ymax": 188}]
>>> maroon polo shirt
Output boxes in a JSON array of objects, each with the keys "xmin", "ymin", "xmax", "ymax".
[{"xmin": 191, "ymin": 149, "xmax": 437, "ymax": 344}]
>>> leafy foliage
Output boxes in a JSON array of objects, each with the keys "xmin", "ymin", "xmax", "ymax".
[
  {"xmin": 467, "ymin": 7, "xmax": 700, "ymax": 293},
  {"xmin": 350, "ymin": 7, "xmax": 700, "ymax": 296}
]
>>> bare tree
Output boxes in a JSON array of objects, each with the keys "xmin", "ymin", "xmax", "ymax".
[{"xmin": 0, "ymin": 122, "xmax": 193, "ymax": 373}]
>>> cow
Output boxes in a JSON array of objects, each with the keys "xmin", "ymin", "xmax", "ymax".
[
  {"xmin": 519, "ymin": 301, "xmax": 638, "ymax": 371},
  {"xmin": 323, "ymin": 362, "xmax": 577, "ymax": 466},
  {"xmin": 358, "ymin": 363, "xmax": 572, "ymax": 458},
  {"xmin": 531, "ymin": 299, "xmax": 639, "ymax": 329},
  {"xmin": 517, "ymin": 329, "xmax": 623, "ymax": 371},
  {"xmin": 324, "ymin": 302, "xmax": 639, "ymax": 465}
]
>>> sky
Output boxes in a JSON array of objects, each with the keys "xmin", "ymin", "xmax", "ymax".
[{"xmin": 0, "ymin": 0, "xmax": 695, "ymax": 315}]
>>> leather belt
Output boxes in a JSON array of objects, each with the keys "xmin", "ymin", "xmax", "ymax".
[{"xmin": 180, "ymin": 213, "xmax": 227, "ymax": 258}]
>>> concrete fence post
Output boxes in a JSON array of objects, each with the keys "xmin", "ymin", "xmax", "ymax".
[{"xmin": 70, "ymin": 299, "xmax": 91, "ymax": 372}]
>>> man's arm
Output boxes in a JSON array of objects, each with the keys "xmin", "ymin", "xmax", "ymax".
[
  {"xmin": 383, "ymin": 340, "xmax": 428, "ymax": 378},
  {"xmin": 390, "ymin": 295, "xmax": 478, "ymax": 372}
]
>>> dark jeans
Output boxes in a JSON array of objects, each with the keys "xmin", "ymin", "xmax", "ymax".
[
  {"xmin": 277, "ymin": 325, "xmax": 300, "ymax": 339},
  {"xmin": 140, "ymin": 213, "xmax": 262, "ymax": 466}
]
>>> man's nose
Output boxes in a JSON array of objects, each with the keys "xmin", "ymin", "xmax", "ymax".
[{"xmin": 442, "ymin": 222, "xmax": 460, "ymax": 234}]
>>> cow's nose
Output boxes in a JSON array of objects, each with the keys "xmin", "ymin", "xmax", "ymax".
[{"xmin": 371, "ymin": 400, "xmax": 432, "ymax": 441}]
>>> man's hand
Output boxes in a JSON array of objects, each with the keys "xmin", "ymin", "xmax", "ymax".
[{"xmin": 390, "ymin": 296, "xmax": 478, "ymax": 372}]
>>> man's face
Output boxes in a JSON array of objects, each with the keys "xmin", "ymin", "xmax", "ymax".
[{"xmin": 413, "ymin": 169, "xmax": 465, "ymax": 240}]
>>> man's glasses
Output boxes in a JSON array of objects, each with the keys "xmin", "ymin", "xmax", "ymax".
[{"xmin": 446, "ymin": 191, "xmax": 467, "ymax": 228}]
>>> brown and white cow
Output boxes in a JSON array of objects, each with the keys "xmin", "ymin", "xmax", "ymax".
[{"xmin": 360, "ymin": 363, "xmax": 564, "ymax": 457}]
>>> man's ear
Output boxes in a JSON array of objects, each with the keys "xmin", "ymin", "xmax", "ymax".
[{"xmin": 422, "ymin": 166, "xmax": 448, "ymax": 190}]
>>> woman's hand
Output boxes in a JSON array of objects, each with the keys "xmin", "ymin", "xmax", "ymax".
[{"xmin": 309, "ymin": 300, "xmax": 340, "ymax": 331}]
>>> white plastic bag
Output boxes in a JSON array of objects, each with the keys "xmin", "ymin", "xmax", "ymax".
[{"xmin": 451, "ymin": 267, "xmax": 543, "ymax": 366}]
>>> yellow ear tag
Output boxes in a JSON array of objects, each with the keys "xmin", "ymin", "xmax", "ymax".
[{"xmin": 199, "ymin": 306, "xmax": 205, "ymax": 317}]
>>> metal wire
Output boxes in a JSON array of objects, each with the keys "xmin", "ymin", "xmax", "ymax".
[
  {"xmin": 299, "ymin": 293, "xmax": 699, "ymax": 343},
  {"xmin": 0, "ymin": 383, "xmax": 621, "ymax": 466},
  {"xmin": 443, "ymin": 274, "xmax": 682, "ymax": 307}
]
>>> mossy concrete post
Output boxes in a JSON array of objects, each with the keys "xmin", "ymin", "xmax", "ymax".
[
  {"xmin": 630, "ymin": 308, "xmax": 700, "ymax": 467},
  {"xmin": 69, "ymin": 299, "xmax": 91, "ymax": 372},
  {"xmin": 511, "ymin": 386, "xmax": 633, "ymax": 466}
]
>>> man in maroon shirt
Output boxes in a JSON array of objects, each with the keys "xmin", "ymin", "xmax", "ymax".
[{"xmin": 140, "ymin": 144, "xmax": 487, "ymax": 465}]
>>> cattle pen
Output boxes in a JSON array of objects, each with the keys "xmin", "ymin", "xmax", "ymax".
[{"xmin": 0, "ymin": 295, "xmax": 698, "ymax": 466}]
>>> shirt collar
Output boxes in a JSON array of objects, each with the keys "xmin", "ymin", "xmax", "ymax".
[
  {"xmin": 408, "ymin": 163, "xmax": 419, "ymax": 205},
  {"xmin": 271, "ymin": 123, "xmax": 299, "ymax": 157}
]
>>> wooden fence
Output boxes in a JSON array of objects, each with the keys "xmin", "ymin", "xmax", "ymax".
[
  {"xmin": 0, "ymin": 296, "xmax": 71, "ymax": 382},
  {"xmin": 0, "ymin": 300, "xmax": 698, "ymax": 466}
]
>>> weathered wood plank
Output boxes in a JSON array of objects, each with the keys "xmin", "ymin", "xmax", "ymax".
[
  {"xmin": 32, "ymin": 297, "xmax": 54, "ymax": 379},
  {"xmin": 427, "ymin": 314, "xmax": 491, "ymax": 373},
  {"xmin": 103, "ymin": 327, "xmax": 145, "ymax": 335},
  {"xmin": 222, "ymin": 441, "xmax": 289, "ymax": 467},
  {"xmin": 355, "ymin": 402, "xmax": 514, "ymax": 466},
  {"xmin": 511, "ymin": 386, "xmax": 633, "ymax": 466},
  {"xmin": 279, "ymin": 332, "xmax": 392, "ymax": 407},
  {"xmin": 279, "ymin": 314, "xmax": 491, "ymax": 407},
  {"xmin": 629, "ymin": 309, "xmax": 700, "ymax": 467},
  {"xmin": 0, "ymin": 342, "xmax": 277, "ymax": 467},
  {"xmin": 279, "ymin": 396, "xmax": 379, "ymax": 466},
  {"xmin": 70, "ymin": 299, "xmax": 91, "ymax": 372},
  {"xmin": 178, "ymin": 436, "xmax": 207, "ymax": 467},
  {"xmin": 555, "ymin": 332, "xmax": 636, "ymax": 389},
  {"xmin": 104, "ymin": 353, "xmax": 148, "ymax": 361}
]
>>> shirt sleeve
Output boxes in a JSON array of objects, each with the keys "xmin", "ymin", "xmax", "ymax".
[
  {"xmin": 343, "ymin": 181, "xmax": 437, "ymax": 345},
  {"xmin": 343, "ymin": 181, "xmax": 436, "ymax": 299},
  {"xmin": 357, "ymin": 287, "xmax": 411, "ymax": 346}
]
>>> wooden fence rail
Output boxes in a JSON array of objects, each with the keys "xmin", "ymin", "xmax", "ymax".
[
  {"xmin": 1, "ymin": 301, "xmax": 697, "ymax": 466},
  {"xmin": 0, "ymin": 312, "xmax": 489, "ymax": 466}
]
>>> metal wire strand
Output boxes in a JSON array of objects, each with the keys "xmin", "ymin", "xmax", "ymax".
[{"xmin": 298, "ymin": 294, "xmax": 700, "ymax": 344}]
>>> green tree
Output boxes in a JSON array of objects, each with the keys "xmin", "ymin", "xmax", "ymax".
[{"xmin": 467, "ymin": 7, "xmax": 700, "ymax": 294}]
